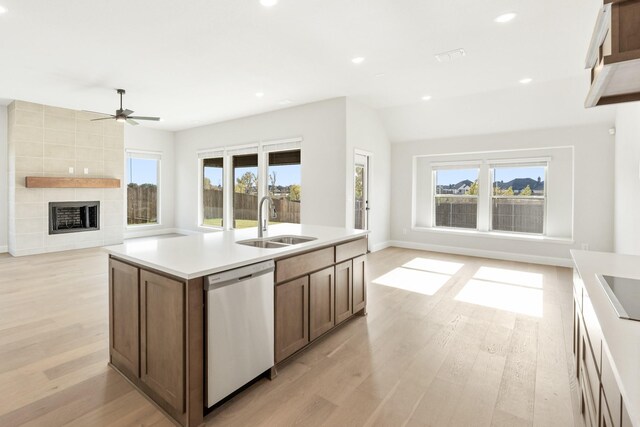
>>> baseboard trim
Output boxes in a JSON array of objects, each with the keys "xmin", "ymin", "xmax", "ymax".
[
  {"xmin": 0, "ymin": 245, "xmax": 7, "ymax": 254},
  {"xmin": 371, "ymin": 241, "xmax": 391, "ymax": 252},
  {"xmin": 387, "ymin": 240, "xmax": 574, "ymax": 268}
]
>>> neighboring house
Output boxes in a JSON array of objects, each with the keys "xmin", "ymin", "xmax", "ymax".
[{"xmin": 494, "ymin": 177, "xmax": 545, "ymax": 195}]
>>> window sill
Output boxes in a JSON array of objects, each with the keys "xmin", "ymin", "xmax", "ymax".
[
  {"xmin": 411, "ymin": 226, "xmax": 574, "ymax": 244},
  {"xmin": 126, "ymin": 223, "xmax": 161, "ymax": 230},
  {"xmin": 198, "ymin": 224, "xmax": 223, "ymax": 231}
]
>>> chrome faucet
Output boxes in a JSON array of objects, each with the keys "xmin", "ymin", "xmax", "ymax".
[{"xmin": 258, "ymin": 196, "xmax": 277, "ymax": 238}]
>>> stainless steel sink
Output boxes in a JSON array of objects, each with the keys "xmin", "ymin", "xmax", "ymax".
[
  {"xmin": 236, "ymin": 235, "xmax": 317, "ymax": 249},
  {"xmin": 267, "ymin": 235, "xmax": 317, "ymax": 245}
]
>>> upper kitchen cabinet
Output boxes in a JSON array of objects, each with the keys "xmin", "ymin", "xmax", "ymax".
[{"xmin": 585, "ymin": 0, "xmax": 640, "ymax": 107}]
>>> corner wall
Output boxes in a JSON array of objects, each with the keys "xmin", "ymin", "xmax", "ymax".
[
  {"xmin": 390, "ymin": 124, "xmax": 615, "ymax": 265},
  {"xmin": 614, "ymin": 103, "xmax": 640, "ymax": 256},
  {"xmin": 0, "ymin": 105, "xmax": 7, "ymax": 252}
]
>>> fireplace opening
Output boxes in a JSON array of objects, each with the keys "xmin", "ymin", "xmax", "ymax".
[{"xmin": 49, "ymin": 201, "xmax": 100, "ymax": 235}]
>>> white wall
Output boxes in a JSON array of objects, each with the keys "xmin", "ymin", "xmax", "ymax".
[
  {"xmin": 124, "ymin": 126, "xmax": 176, "ymax": 238},
  {"xmin": 614, "ymin": 103, "xmax": 640, "ymax": 256},
  {"xmin": 174, "ymin": 98, "xmax": 347, "ymax": 233},
  {"xmin": 346, "ymin": 99, "xmax": 391, "ymax": 251},
  {"xmin": 0, "ymin": 105, "xmax": 7, "ymax": 252},
  {"xmin": 391, "ymin": 125, "xmax": 615, "ymax": 266}
]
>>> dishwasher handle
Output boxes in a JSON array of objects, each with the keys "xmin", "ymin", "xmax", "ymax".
[{"xmin": 206, "ymin": 260, "xmax": 275, "ymax": 291}]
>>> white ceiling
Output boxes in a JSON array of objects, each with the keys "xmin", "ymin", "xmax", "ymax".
[{"xmin": 0, "ymin": 0, "xmax": 618, "ymax": 140}]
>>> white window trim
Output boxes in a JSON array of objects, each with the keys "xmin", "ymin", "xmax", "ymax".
[
  {"xmin": 196, "ymin": 138, "xmax": 302, "ymax": 231},
  {"xmin": 428, "ymin": 157, "xmax": 550, "ymax": 236},
  {"xmin": 125, "ymin": 149, "xmax": 162, "ymax": 229}
]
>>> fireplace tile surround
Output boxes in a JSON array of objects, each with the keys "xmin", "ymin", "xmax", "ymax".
[{"xmin": 7, "ymin": 101, "xmax": 125, "ymax": 256}]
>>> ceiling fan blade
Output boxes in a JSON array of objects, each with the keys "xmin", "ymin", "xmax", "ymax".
[
  {"xmin": 90, "ymin": 117, "xmax": 116, "ymax": 121},
  {"xmin": 122, "ymin": 109, "xmax": 134, "ymax": 116},
  {"xmin": 126, "ymin": 119, "xmax": 140, "ymax": 126},
  {"xmin": 128, "ymin": 116, "xmax": 161, "ymax": 121},
  {"xmin": 82, "ymin": 110, "xmax": 111, "ymax": 116}
]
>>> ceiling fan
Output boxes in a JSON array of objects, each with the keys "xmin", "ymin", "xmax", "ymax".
[{"xmin": 86, "ymin": 89, "xmax": 160, "ymax": 126}]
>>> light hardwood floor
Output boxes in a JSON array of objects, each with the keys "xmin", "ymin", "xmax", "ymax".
[{"xmin": 0, "ymin": 246, "xmax": 579, "ymax": 426}]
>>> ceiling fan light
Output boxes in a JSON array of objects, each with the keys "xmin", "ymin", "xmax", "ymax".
[{"xmin": 116, "ymin": 116, "xmax": 126, "ymax": 123}]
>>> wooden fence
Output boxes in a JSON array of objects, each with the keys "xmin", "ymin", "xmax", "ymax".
[
  {"xmin": 202, "ymin": 188, "xmax": 300, "ymax": 224},
  {"xmin": 127, "ymin": 184, "xmax": 158, "ymax": 225},
  {"xmin": 435, "ymin": 196, "xmax": 544, "ymax": 233}
]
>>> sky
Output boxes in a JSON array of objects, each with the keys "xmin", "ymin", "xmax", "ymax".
[
  {"xmin": 127, "ymin": 158, "xmax": 158, "ymax": 185},
  {"xmin": 436, "ymin": 166, "xmax": 545, "ymax": 186}
]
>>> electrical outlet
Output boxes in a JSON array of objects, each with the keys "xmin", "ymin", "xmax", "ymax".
[
  {"xmin": 581, "ymin": 243, "xmax": 589, "ymax": 251},
  {"xmin": 68, "ymin": 166, "xmax": 74, "ymax": 174},
  {"xmin": 84, "ymin": 168, "xmax": 89, "ymax": 175}
]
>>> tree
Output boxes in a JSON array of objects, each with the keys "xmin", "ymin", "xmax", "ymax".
[
  {"xmin": 203, "ymin": 177, "xmax": 212, "ymax": 190},
  {"xmin": 493, "ymin": 185, "xmax": 514, "ymax": 196},
  {"xmin": 355, "ymin": 169, "xmax": 363, "ymax": 199},
  {"xmin": 289, "ymin": 184, "xmax": 301, "ymax": 201},
  {"xmin": 520, "ymin": 185, "xmax": 532, "ymax": 196},
  {"xmin": 235, "ymin": 171, "xmax": 257, "ymax": 194},
  {"xmin": 269, "ymin": 171, "xmax": 277, "ymax": 196},
  {"xmin": 466, "ymin": 180, "xmax": 479, "ymax": 196}
]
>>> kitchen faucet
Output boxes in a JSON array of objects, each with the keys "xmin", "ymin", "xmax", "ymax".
[{"xmin": 258, "ymin": 196, "xmax": 277, "ymax": 238}]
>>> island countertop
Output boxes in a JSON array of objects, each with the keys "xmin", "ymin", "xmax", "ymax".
[
  {"xmin": 571, "ymin": 249, "xmax": 640, "ymax": 426},
  {"xmin": 104, "ymin": 224, "xmax": 369, "ymax": 280}
]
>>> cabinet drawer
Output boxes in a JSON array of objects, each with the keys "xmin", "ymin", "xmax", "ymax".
[
  {"xmin": 573, "ymin": 269, "xmax": 583, "ymax": 311},
  {"xmin": 276, "ymin": 247, "xmax": 334, "ymax": 283},
  {"xmin": 335, "ymin": 238, "xmax": 367, "ymax": 263},
  {"xmin": 582, "ymin": 292, "xmax": 603, "ymax": 372},
  {"xmin": 602, "ymin": 350, "xmax": 622, "ymax": 427},
  {"xmin": 581, "ymin": 332, "xmax": 600, "ymax": 416},
  {"xmin": 580, "ymin": 363, "xmax": 598, "ymax": 427}
]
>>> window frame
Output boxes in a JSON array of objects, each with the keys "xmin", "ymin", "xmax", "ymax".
[
  {"xmin": 199, "ymin": 152, "xmax": 225, "ymax": 229},
  {"xmin": 125, "ymin": 149, "xmax": 162, "ymax": 228},
  {"xmin": 489, "ymin": 162, "xmax": 548, "ymax": 236},
  {"xmin": 431, "ymin": 164, "xmax": 481, "ymax": 231}
]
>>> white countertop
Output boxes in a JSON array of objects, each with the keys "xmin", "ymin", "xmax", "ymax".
[
  {"xmin": 105, "ymin": 224, "xmax": 369, "ymax": 280},
  {"xmin": 571, "ymin": 250, "xmax": 640, "ymax": 426}
]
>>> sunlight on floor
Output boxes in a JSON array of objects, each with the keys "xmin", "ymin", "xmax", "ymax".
[
  {"xmin": 455, "ymin": 267, "xmax": 544, "ymax": 317},
  {"xmin": 474, "ymin": 266, "xmax": 543, "ymax": 289},
  {"xmin": 372, "ymin": 257, "xmax": 459, "ymax": 295},
  {"xmin": 402, "ymin": 258, "xmax": 464, "ymax": 275}
]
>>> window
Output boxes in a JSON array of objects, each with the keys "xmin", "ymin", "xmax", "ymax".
[
  {"xmin": 126, "ymin": 152, "xmax": 160, "ymax": 226},
  {"xmin": 202, "ymin": 157, "xmax": 224, "ymax": 227},
  {"xmin": 268, "ymin": 150, "xmax": 301, "ymax": 224},
  {"xmin": 233, "ymin": 154, "xmax": 259, "ymax": 229},
  {"xmin": 491, "ymin": 164, "xmax": 546, "ymax": 234},
  {"xmin": 434, "ymin": 167, "xmax": 479, "ymax": 229}
]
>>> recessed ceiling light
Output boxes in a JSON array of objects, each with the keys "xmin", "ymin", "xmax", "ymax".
[
  {"xmin": 255, "ymin": 92, "xmax": 264, "ymax": 98},
  {"xmin": 422, "ymin": 95, "xmax": 432, "ymax": 101},
  {"xmin": 351, "ymin": 57, "xmax": 365, "ymax": 64},
  {"xmin": 519, "ymin": 78, "xmax": 533, "ymax": 84},
  {"xmin": 260, "ymin": 0, "xmax": 278, "ymax": 7},
  {"xmin": 0, "ymin": 5, "xmax": 7, "ymax": 14},
  {"xmin": 495, "ymin": 13, "xmax": 517, "ymax": 23}
]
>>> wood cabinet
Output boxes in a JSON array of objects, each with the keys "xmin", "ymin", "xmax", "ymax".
[
  {"xmin": 586, "ymin": 0, "xmax": 640, "ymax": 107},
  {"xmin": 352, "ymin": 255, "xmax": 366, "ymax": 313},
  {"xmin": 140, "ymin": 270, "xmax": 186, "ymax": 413},
  {"xmin": 108, "ymin": 257, "xmax": 203, "ymax": 427},
  {"xmin": 109, "ymin": 259, "xmax": 140, "ymax": 378},
  {"xmin": 335, "ymin": 261, "xmax": 353, "ymax": 325},
  {"xmin": 275, "ymin": 276, "xmax": 309, "ymax": 363},
  {"xmin": 274, "ymin": 238, "xmax": 368, "ymax": 364},
  {"xmin": 309, "ymin": 267, "xmax": 335, "ymax": 340},
  {"xmin": 573, "ymin": 269, "xmax": 630, "ymax": 427}
]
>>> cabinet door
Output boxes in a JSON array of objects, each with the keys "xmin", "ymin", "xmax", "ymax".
[
  {"xmin": 140, "ymin": 270, "xmax": 185, "ymax": 413},
  {"xmin": 310, "ymin": 267, "xmax": 335, "ymax": 341},
  {"xmin": 335, "ymin": 261, "xmax": 353, "ymax": 325},
  {"xmin": 352, "ymin": 255, "xmax": 367, "ymax": 313},
  {"xmin": 109, "ymin": 259, "xmax": 139, "ymax": 378},
  {"xmin": 275, "ymin": 276, "xmax": 309, "ymax": 363}
]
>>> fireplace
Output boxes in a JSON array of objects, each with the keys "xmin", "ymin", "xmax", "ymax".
[{"xmin": 49, "ymin": 201, "xmax": 100, "ymax": 235}]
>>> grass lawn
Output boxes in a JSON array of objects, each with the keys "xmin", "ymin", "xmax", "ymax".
[{"xmin": 203, "ymin": 218, "xmax": 280, "ymax": 229}]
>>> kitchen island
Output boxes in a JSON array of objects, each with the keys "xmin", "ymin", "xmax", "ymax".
[
  {"xmin": 105, "ymin": 224, "xmax": 369, "ymax": 427},
  {"xmin": 571, "ymin": 250, "xmax": 640, "ymax": 427}
]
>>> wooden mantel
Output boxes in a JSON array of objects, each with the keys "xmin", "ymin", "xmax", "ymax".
[{"xmin": 25, "ymin": 177, "xmax": 121, "ymax": 189}]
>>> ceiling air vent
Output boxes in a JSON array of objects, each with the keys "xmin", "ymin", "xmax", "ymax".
[{"xmin": 434, "ymin": 48, "xmax": 466, "ymax": 63}]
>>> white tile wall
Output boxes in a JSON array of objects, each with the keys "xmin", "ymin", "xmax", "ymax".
[{"xmin": 7, "ymin": 101, "xmax": 125, "ymax": 256}]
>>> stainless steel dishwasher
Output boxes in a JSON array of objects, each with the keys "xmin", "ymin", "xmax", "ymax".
[{"xmin": 205, "ymin": 260, "xmax": 275, "ymax": 408}]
